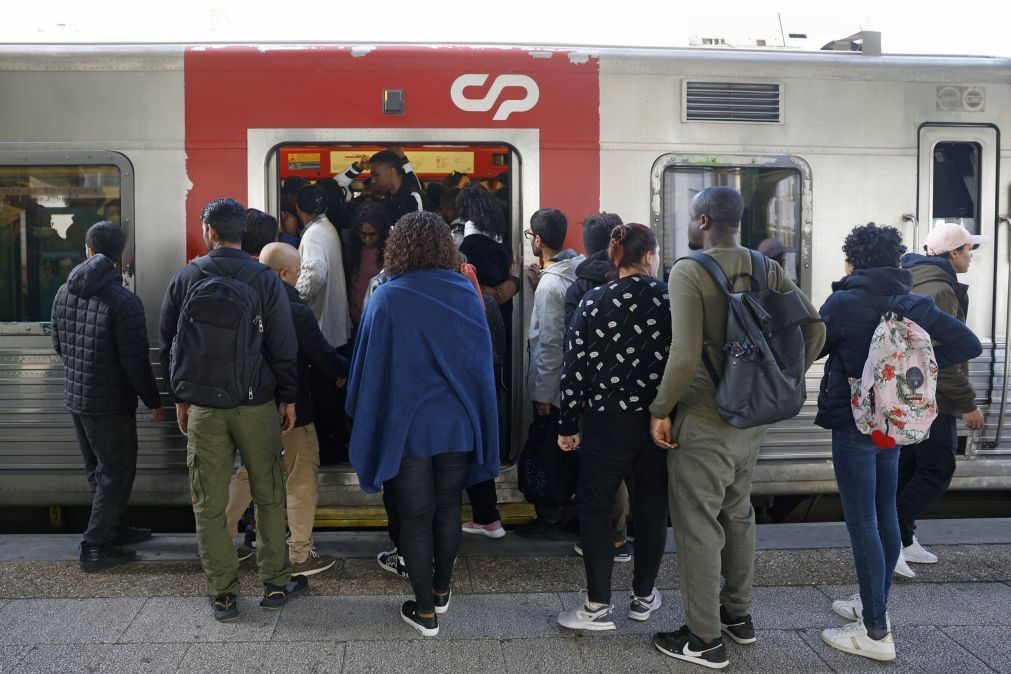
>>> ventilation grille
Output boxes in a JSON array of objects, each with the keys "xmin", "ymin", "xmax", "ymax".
[{"xmin": 684, "ymin": 82, "xmax": 782, "ymax": 123}]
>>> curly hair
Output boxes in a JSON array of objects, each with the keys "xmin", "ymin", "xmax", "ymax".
[
  {"xmin": 456, "ymin": 184, "xmax": 505, "ymax": 240},
  {"xmin": 384, "ymin": 211, "xmax": 458, "ymax": 276},
  {"xmin": 843, "ymin": 222, "xmax": 907, "ymax": 269}
]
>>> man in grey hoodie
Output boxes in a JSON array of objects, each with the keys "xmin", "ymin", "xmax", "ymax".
[{"xmin": 517, "ymin": 208, "xmax": 584, "ymax": 539}]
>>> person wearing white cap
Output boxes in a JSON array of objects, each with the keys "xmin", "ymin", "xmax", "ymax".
[{"xmin": 893, "ymin": 222, "xmax": 988, "ymax": 576}]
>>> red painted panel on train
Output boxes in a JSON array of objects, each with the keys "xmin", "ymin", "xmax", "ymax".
[{"xmin": 183, "ymin": 45, "xmax": 600, "ymax": 259}]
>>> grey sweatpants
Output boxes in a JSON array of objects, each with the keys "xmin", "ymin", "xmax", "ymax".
[{"xmin": 667, "ymin": 411, "xmax": 766, "ymax": 640}]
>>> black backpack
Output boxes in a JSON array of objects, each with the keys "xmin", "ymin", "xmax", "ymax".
[
  {"xmin": 517, "ymin": 413, "xmax": 577, "ymax": 507},
  {"xmin": 686, "ymin": 251, "xmax": 813, "ymax": 429},
  {"xmin": 169, "ymin": 257, "xmax": 266, "ymax": 408}
]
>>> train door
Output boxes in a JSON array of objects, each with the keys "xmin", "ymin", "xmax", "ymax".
[
  {"xmin": 915, "ymin": 124, "xmax": 1004, "ymax": 458},
  {"xmin": 247, "ymin": 128, "xmax": 538, "ymax": 505}
]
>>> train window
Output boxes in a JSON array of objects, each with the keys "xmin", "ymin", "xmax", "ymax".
[
  {"xmin": 0, "ymin": 164, "xmax": 122, "ymax": 324},
  {"xmin": 932, "ymin": 141, "xmax": 981, "ymax": 233},
  {"xmin": 662, "ymin": 165, "xmax": 802, "ymax": 283}
]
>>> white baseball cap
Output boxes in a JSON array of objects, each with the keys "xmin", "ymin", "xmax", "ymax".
[{"xmin": 923, "ymin": 223, "xmax": 989, "ymax": 255}]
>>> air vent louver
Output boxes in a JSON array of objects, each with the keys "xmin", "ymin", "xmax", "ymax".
[{"xmin": 684, "ymin": 82, "xmax": 782, "ymax": 123}]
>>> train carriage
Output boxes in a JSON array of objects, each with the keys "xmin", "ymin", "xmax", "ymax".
[{"xmin": 1, "ymin": 42, "xmax": 1009, "ymax": 509}]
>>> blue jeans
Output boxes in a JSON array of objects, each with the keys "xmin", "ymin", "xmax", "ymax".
[{"xmin": 831, "ymin": 424, "xmax": 900, "ymax": 634}]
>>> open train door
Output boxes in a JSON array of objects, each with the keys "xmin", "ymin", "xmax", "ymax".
[{"xmin": 916, "ymin": 124, "xmax": 1009, "ymax": 466}]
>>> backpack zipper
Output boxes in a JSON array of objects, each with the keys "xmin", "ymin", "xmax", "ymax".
[{"xmin": 250, "ymin": 314, "xmax": 264, "ymax": 400}]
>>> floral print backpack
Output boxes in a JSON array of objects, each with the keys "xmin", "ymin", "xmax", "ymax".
[{"xmin": 848, "ymin": 291, "xmax": 938, "ymax": 448}]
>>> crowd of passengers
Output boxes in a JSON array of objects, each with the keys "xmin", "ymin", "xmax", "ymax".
[{"xmin": 49, "ymin": 146, "xmax": 987, "ymax": 668}]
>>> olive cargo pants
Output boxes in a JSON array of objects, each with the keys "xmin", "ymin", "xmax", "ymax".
[
  {"xmin": 667, "ymin": 411, "xmax": 766, "ymax": 640},
  {"xmin": 187, "ymin": 401, "xmax": 292, "ymax": 596}
]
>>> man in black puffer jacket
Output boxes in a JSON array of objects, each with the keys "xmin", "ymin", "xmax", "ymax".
[{"xmin": 51, "ymin": 222, "xmax": 163, "ymax": 572}]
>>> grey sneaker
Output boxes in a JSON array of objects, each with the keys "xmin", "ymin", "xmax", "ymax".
[
  {"xmin": 291, "ymin": 548, "xmax": 337, "ymax": 577},
  {"xmin": 235, "ymin": 544, "xmax": 254, "ymax": 562},
  {"xmin": 558, "ymin": 601, "xmax": 615, "ymax": 631},
  {"xmin": 628, "ymin": 589, "xmax": 662, "ymax": 621},
  {"xmin": 719, "ymin": 605, "xmax": 756, "ymax": 644}
]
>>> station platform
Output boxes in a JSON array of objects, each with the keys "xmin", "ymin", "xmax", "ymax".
[{"xmin": 1, "ymin": 518, "xmax": 1009, "ymax": 673}]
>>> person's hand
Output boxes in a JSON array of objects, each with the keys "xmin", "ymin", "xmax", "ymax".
[
  {"xmin": 650, "ymin": 416, "xmax": 677, "ymax": 449},
  {"xmin": 509, "ymin": 262, "xmax": 520, "ymax": 278},
  {"xmin": 175, "ymin": 403, "xmax": 191, "ymax": 436},
  {"xmin": 356, "ymin": 154, "xmax": 370, "ymax": 171},
  {"xmin": 963, "ymin": 408, "xmax": 985, "ymax": 431},
  {"xmin": 534, "ymin": 402, "xmax": 552, "ymax": 416},
  {"xmin": 335, "ymin": 377, "xmax": 347, "ymax": 388},
  {"xmin": 558, "ymin": 434, "xmax": 580, "ymax": 452},
  {"xmin": 279, "ymin": 403, "xmax": 297, "ymax": 436},
  {"xmin": 527, "ymin": 262, "xmax": 542, "ymax": 290},
  {"xmin": 150, "ymin": 406, "xmax": 164, "ymax": 423}
]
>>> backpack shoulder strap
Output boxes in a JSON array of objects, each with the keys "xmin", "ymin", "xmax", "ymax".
[
  {"xmin": 683, "ymin": 252, "xmax": 733, "ymax": 296},
  {"xmin": 749, "ymin": 250, "xmax": 769, "ymax": 291},
  {"xmin": 192, "ymin": 256, "xmax": 265, "ymax": 287}
]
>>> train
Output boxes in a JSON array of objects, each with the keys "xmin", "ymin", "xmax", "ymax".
[{"xmin": 2, "ymin": 41, "xmax": 1010, "ymax": 510}]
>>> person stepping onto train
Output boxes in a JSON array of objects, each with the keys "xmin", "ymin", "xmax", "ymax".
[
  {"xmin": 894, "ymin": 223, "xmax": 988, "ymax": 575},
  {"xmin": 649, "ymin": 187, "xmax": 825, "ymax": 669},
  {"xmin": 346, "ymin": 212, "xmax": 499, "ymax": 637},
  {"xmin": 555, "ymin": 223, "xmax": 671, "ymax": 632},
  {"xmin": 224, "ymin": 242, "xmax": 349, "ymax": 578},
  {"xmin": 50, "ymin": 221, "xmax": 164, "ymax": 572},
  {"xmin": 816, "ymin": 223, "xmax": 981, "ymax": 662},
  {"xmin": 160, "ymin": 198, "xmax": 307, "ymax": 622}
]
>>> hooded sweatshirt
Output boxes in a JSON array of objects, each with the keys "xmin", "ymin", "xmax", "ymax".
[
  {"xmin": 527, "ymin": 249, "xmax": 585, "ymax": 407},
  {"xmin": 51, "ymin": 254, "xmax": 161, "ymax": 415},
  {"xmin": 901, "ymin": 253, "xmax": 977, "ymax": 415},
  {"xmin": 564, "ymin": 248, "xmax": 611, "ymax": 328}
]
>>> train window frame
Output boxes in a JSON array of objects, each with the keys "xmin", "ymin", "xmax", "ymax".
[
  {"xmin": 649, "ymin": 153, "xmax": 813, "ymax": 293},
  {"xmin": 930, "ymin": 141, "xmax": 983, "ymax": 234},
  {"xmin": 247, "ymin": 127, "xmax": 539, "ymax": 464},
  {"xmin": 0, "ymin": 151, "xmax": 135, "ymax": 336}
]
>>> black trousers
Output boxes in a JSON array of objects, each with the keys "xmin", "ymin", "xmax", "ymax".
[
  {"xmin": 382, "ymin": 479, "xmax": 400, "ymax": 548},
  {"xmin": 896, "ymin": 413, "xmax": 958, "ymax": 547},
  {"xmin": 577, "ymin": 411, "xmax": 669, "ymax": 605},
  {"xmin": 72, "ymin": 410, "xmax": 139, "ymax": 546},
  {"xmin": 391, "ymin": 452, "xmax": 471, "ymax": 613},
  {"xmin": 466, "ymin": 478, "xmax": 501, "ymax": 524}
]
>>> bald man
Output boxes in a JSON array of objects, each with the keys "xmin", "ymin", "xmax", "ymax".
[{"xmin": 226, "ymin": 242, "xmax": 348, "ymax": 577}]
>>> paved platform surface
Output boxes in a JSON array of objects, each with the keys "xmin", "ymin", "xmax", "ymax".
[{"xmin": 1, "ymin": 519, "xmax": 1009, "ymax": 673}]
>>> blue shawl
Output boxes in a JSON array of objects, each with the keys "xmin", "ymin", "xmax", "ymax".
[{"xmin": 346, "ymin": 268, "xmax": 500, "ymax": 493}]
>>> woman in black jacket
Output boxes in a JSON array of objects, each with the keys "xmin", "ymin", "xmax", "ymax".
[
  {"xmin": 816, "ymin": 223, "xmax": 981, "ymax": 662},
  {"xmin": 555, "ymin": 222, "xmax": 671, "ymax": 632}
]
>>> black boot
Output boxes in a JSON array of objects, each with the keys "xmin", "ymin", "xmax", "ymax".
[
  {"xmin": 111, "ymin": 526, "xmax": 152, "ymax": 546},
  {"xmin": 80, "ymin": 542, "xmax": 137, "ymax": 572}
]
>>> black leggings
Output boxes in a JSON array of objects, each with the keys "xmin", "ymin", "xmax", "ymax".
[
  {"xmin": 391, "ymin": 452, "xmax": 471, "ymax": 613},
  {"xmin": 577, "ymin": 411, "xmax": 669, "ymax": 605}
]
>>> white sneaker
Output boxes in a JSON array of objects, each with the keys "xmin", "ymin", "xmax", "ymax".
[
  {"xmin": 821, "ymin": 621, "xmax": 896, "ymax": 661},
  {"xmin": 831, "ymin": 593, "xmax": 863, "ymax": 621},
  {"xmin": 903, "ymin": 537, "xmax": 938, "ymax": 564},
  {"xmin": 558, "ymin": 602, "xmax": 616, "ymax": 631},
  {"xmin": 893, "ymin": 551, "xmax": 916, "ymax": 578}
]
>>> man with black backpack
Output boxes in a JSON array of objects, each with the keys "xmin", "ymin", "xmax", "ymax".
[
  {"xmin": 159, "ymin": 198, "xmax": 305, "ymax": 622},
  {"xmin": 648, "ymin": 187, "xmax": 825, "ymax": 670}
]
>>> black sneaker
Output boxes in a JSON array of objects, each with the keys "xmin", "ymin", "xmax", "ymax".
[
  {"xmin": 79, "ymin": 542, "xmax": 137, "ymax": 572},
  {"xmin": 434, "ymin": 589, "xmax": 452, "ymax": 614},
  {"xmin": 719, "ymin": 605, "xmax": 757, "ymax": 644},
  {"xmin": 401, "ymin": 600, "xmax": 439, "ymax": 636},
  {"xmin": 653, "ymin": 625, "xmax": 729, "ymax": 670},
  {"xmin": 260, "ymin": 574, "xmax": 309, "ymax": 610},
  {"xmin": 211, "ymin": 593, "xmax": 238, "ymax": 622},
  {"xmin": 377, "ymin": 548, "xmax": 408, "ymax": 578},
  {"xmin": 110, "ymin": 526, "xmax": 152, "ymax": 546},
  {"xmin": 514, "ymin": 519, "xmax": 564, "ymax": 540}
]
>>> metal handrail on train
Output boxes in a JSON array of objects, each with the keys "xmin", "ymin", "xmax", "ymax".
[{"xmin": 983, "ymin": 215, "xmax": 1011, "ymax": 449}]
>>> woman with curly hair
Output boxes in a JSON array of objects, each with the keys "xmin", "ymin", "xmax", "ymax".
[
  {"xmin": 345, "ymin": 211, "xmax": 500, "ymax": 638},
  {"xmin": 344, "ymin": 203, "xmax": 392, "ymax": 328},
  {"xmin": 816, "ymin": 223, "xmax": 980, "ymax": 662}
]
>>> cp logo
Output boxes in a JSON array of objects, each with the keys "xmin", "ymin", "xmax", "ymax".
[{"xmin": 450, "ymin": 74, "xmax": 540, "ymax": 121}]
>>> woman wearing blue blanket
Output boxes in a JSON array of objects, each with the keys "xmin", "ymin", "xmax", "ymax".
[{"xmin": 346, "ymin": 211, "xmax": 500, "ymax": 637}]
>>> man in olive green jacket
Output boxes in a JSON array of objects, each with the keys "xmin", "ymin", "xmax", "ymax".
[
  {"xmin": 648, "ymin": 187, "xmax": 825, "ymax": 670},
  {"xmin": 896, "ymin": 223, "xmax": 987, "ymax": 573}
]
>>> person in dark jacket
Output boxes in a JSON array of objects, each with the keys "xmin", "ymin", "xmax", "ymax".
[
  {"xmin": 159, "ymin": 198, "xmax": 305, "ymax": 622},
  {"xmin": 816, "ymin": 223, "xmax": 982, "ymax": 663},
  {"xmin": 563, "ymin": 212, "xmax": 623, "ymax": 327},
  {"xmin": 51, "ymin": 221, "xmax": 163, "ymax": 572},
  {"xmin": 224, "ymin": 242, "xmax": 349, "ymax": 578},
  {"xmin": 896, "ymin": 223, "xmax": 988, "ymax": 572}
]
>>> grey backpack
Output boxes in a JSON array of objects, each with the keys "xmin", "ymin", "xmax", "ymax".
[{"xmin": 687, "ymin": 251, "xmax": 813, "ymax": 428}]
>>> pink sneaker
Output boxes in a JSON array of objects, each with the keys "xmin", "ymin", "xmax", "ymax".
[{"xmin": 462, "ymin": 521, "xmax": 506, "ymax": 539}]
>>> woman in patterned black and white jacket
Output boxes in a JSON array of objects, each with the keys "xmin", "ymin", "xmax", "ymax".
[{"xmin": 555, "ymin": 222, "xmax": 672, "ymax": 633}]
